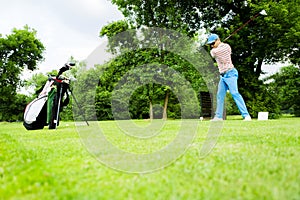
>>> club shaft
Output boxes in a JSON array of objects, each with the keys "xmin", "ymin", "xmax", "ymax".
[{"xmin": 224, "ymin": 12, "xmax": 260, "ymax": 42}]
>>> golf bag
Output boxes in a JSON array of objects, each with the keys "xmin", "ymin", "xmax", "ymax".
[{"xmin": 23, "ymin": 63, "xmax": 73, "ymax": 130}]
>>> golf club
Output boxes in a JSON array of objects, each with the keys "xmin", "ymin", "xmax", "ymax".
[{"xmin": 223, "ymin": 9, "xmax": 267, "ymax": 42}]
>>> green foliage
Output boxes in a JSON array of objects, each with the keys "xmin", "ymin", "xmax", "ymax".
[
  {"xmin": 98, "ymin": 22, "xmax": 217, "ymax": 120},
  {"xmin": 0, "ymin": 94, "xmax": 30, "ymax": 121},
  {"xmin": 111, "ymin": 0, "xmax": 197, "ymax": 35},
  {"xmin": 0, "ymin": 26, "xmax": 45, "ymax": 121},
  {"xmin": 90, "ymin": 48, "xmax": 205, "ymax": 120},
  {"xmin": 24, "ymin": 72, "xmax": 48, "ymax": 96},
  {"xmin": 111, "ymin": 0, "xmax": 300, "ymax": 65},
  {"xmin": 110, "ymin": 0, "xmax": 300, "ymax": 119},
  {"xmin": 100, "ymin": 20, "xmax": 129, "ymax": 38},
  {"xmin": 225, "ymin": 83, "xmax": 281, "ymax": 119},
  {"xmin": 59, "ymin": 98, "xmax": 74, "ymax": 121},
  {"xmin": 266, "ymin": 65, "xmax": 300, "ymax": 116},
  {"xmin": 72, "ymin": 66, "xmax": 104, "ymax": 121},
  {"xmin": 245, "ymin": 85, "xmax": 281, "ymax": 119}
]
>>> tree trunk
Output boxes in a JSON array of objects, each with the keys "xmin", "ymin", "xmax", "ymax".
[
  {"xmin": 162, "ymin": 90, "xmax": 169, "ymax": 120},
  {"xmin": 149, "ymin": 100, "xmax": 153, "ymax": 120},
  {"xmin": 255, "ymin": 58, "xmax": 264, "ymax": 77}
]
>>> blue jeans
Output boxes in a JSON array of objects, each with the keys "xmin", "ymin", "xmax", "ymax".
[{"xmin": 215, "ymin": 68, "xmax": 250, "ymax": 118}]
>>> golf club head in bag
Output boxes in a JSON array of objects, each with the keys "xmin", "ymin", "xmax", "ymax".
[{"xmin": 56, "ymin": 62, "xmax": 75, "ymax": 78}]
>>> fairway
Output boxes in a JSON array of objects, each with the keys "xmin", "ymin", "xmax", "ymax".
[{"xmin": 1, "ymin": 117, "xmax": 300, "ymax": 200}]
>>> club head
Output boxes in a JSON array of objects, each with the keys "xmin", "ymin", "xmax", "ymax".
[
  {"xmin": 259, "ymin": 10, "xmax": 267, "ymax": 16},
  {"xmin": 64, "ymin": 62, "xmax": 75, "ymax": 69},
  {"xmin": 68, "ymin": 62, "xmax": 76, "ymax": 67}
]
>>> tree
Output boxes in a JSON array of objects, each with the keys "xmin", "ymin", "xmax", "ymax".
[
  {"xmin": 266, "ymin": 65, "xmax": 300, "ymax": 116},
  {"xmin": 111, "ymin": 0, "xmax": 213, "ymax": 36},
  {"xmin": 0, "ymin": 25, "xmax": 45, "ymax": 121},
  {"xmin": 112, "ymin": 0, "xmax": 300, "ymax": 68},
  {"xmin": 85, "ymin": 44, "xmax": 206, "ymax": 120},
  {"xmin": 99, "ymin": 21, "xmax": 211, "ymax": 120},
  {"xmin": 0, "ymin": 94, "xmax": 31, "ymax": 122},
  {"xmin": 25, "ymin": 72, "xmax": 50, "ymax": 96},
  {"xmin": 109, "ymin": 0, "xmax": 299, "ymax": 118}
]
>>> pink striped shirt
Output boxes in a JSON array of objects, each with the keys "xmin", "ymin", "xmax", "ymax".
[{"xmin": 210, "ymin": 43, "xmax": 234, "ymax": 74}]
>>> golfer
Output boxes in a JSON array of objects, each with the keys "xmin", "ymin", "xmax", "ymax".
[{"xmin": 206, "ymin": 33, "xmax": 251, "ymax": 121}]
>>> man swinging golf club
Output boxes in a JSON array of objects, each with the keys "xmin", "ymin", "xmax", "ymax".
[
  {"xmin": 206, "ymin": 10, "xmax": 267, "ymax": 121},
  {"xmin": 207, "ymin": 33, "xmax": 251, "ymax": 121}
]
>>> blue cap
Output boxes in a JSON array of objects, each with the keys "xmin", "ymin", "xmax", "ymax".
[{"xmin": 206, "ymin": 34, "xmax": 219, "ymax": 44}]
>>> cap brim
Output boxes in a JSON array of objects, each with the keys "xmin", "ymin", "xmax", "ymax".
[{"xmin": 206, "ymin": 38, "xmax": 217, "ymax": 44}]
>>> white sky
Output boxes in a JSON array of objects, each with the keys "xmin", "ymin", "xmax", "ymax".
[{"xmin": 1, "ymin": 0, "xmax": 124, "ymax": 76}]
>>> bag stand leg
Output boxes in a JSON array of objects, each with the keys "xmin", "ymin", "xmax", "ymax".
[
  {"xmin": 54, "ymin": 85, "xmax": 63, "ymax": 129},
  {"xmin": 68, "ymin": 88, "xmax": 89, "ymax": 126}
]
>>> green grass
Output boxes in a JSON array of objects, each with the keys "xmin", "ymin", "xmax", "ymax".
[{"xmin": 0, "ymin": 117, "xmax": 300, "ymax": 200}]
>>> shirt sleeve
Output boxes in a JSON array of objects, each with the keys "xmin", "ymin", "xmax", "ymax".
[
  {"xmin": 210, "ymin": 49, "xmax": 215, "ymax": 58},
  {"xmin": 226, "ymin": 43, "xmax": 232, "ymax": 54}
]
